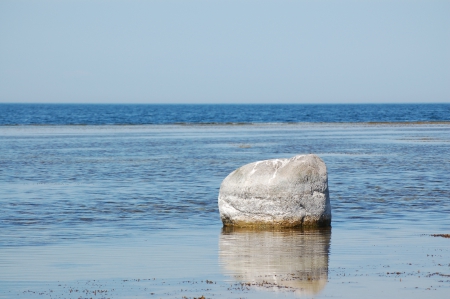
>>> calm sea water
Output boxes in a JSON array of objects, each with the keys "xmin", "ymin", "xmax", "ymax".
[
  {"xmin": 0, "ymin": 104, "xmax": 449, "ymax": 298},
  {"xmin": 1, "ymin": 103, "xmax": 449, "ymax": 125}
]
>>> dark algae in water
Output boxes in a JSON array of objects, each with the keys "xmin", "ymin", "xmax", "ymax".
[{"xmin": 431, "ymin": 234, "xmax": 450, "ymax": 238}]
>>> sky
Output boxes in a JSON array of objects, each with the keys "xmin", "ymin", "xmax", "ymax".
[{"xmin": 0, "ymin": 0, "xmax": 449, "ymax": 104}]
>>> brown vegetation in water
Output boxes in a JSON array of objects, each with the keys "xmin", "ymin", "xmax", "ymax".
[
  {"xmin": 367, "ymin": 121, "xmax": 450, "ymax": 125},
  {"xmin": 221, "ymin": 215, "xmax": 332, "ymax": 228},
  {"xmin": 431, "ymin": 234, "xmax": 450, "ymax": 238}
]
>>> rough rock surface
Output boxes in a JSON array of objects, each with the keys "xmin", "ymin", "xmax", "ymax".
[{"xmin": 218, "ymin": 154, "xmax": 331, "ymax": 228}]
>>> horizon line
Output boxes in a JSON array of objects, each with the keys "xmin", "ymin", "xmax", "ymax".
[{"xmin": 1, "ymin": 102, "xmax": 449, "ymax": 105}]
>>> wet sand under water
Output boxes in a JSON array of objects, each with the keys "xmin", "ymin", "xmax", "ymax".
[{"xmin": 0, "ymin": 123, "xmax": 449, "ymax": 298}]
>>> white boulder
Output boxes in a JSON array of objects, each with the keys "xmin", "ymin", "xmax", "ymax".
[{"xmin": 218, "ymin": 154, "xmax": 331, "ymax": 227}]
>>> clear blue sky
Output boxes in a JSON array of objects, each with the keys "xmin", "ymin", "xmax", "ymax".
[{"xmin": 1, "ymin": 0, "xmax": 449, "ymax": 104}]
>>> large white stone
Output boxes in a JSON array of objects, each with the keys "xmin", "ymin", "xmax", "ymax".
[{"xmin": 218, "ymin": 154, "xmax": 331, "ymax": 227}]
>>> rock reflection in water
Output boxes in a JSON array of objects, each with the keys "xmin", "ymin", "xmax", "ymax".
[{"xmin": 219, "ymin": 227, "xmax": 331, "ymax": 296}]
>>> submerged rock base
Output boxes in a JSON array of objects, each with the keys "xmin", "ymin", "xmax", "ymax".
[
  {"xmin": 220, "ymin": 216, "xmax": 331, "ymax": 228},
  {"xmin": 218, "ymin": 154, "xmax": 331, "ymax": 228}
]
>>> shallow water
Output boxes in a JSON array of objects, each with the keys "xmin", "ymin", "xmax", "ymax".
[{"xmin": 0, "ymin": 124, "xmax": 449, "ymax": 298}]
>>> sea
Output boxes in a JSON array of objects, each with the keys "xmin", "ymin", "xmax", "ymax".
[{"xmin": 0, "ymin": 103, "xmax": 449, "ymax": 299}]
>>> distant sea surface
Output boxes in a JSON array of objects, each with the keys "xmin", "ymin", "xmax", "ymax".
[{"xmin": 1, "ymin": 103, "xmax": 449, "ymax": 125}]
